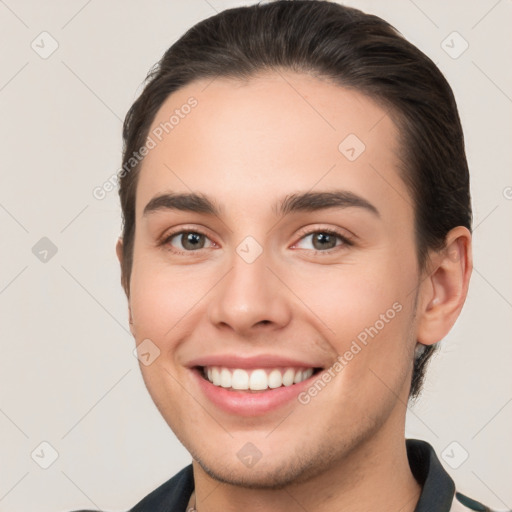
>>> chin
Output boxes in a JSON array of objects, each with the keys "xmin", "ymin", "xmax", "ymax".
[
  {"xmin": 190, "ymin": 438, "xmax": 350, "ymax": 490},
  {"xmin": 196, "ymin": 457, "xmax": 313, "ymax": 490}
]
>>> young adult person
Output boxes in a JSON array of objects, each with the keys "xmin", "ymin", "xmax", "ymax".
[{"xmin": 77, "ymin": 1, "xmax": 495, "ymax": 511}]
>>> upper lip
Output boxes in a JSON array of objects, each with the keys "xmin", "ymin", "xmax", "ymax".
[{"xmin": 186, "ymin": 354, "xmax": 325, "ymax": 369}]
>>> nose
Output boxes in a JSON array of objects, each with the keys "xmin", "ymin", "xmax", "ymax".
[{"xmin": 207, "ymin": 245, "xmax": 292, "ymax": 337}]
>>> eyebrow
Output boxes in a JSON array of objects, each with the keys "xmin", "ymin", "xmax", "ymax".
[{"xmin": 142, "ymin": 190, "xmax": 380, "ymax": 218}]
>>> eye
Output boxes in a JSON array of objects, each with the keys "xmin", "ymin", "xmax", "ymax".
[
  {"xmin": 160, "ymin": 227, "xmax": 353, "ymax": 255},
  {"xmin": 293, "ymin": 229, "xmax": 353, "ymax": 252},
  {"xmin": 163, "ymin": 230, "xmax": 215, "ymax": 253}
]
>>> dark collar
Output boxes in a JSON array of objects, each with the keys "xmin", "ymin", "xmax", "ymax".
[
  {"xmin": 129, "ymin": 463, "xmax": 194, "ymax": 511},
  {"xmin": 128, "ymin": 439, "xmax": 455, "ymax": 511},
  {"xmin": 407, "ymin": 438, "xmax": 456, "ymax": 511}
]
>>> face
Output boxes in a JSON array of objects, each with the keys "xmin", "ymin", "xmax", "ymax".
[{"xmin": 125, "ymin": 71, "xmax": 425, "ymax": 487}]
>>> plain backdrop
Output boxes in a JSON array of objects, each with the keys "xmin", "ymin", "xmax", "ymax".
[{"xmin": 0, "ymin": 1, "xmax": 511, "ymax": 511}]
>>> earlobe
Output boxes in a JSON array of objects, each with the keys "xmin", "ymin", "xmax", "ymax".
[{"xmin": 416, "ymin": 226, "xmax": 472, "ymax": 347}]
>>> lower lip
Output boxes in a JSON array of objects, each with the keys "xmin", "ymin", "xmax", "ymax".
[{"xmin": 191, "ymin": 368, "xmax": 319, "ymax": 417}]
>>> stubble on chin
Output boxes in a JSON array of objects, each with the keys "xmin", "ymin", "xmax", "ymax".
[{"xmin": 189, "ymin": 417, "xmax": 380, "ymax": 492}]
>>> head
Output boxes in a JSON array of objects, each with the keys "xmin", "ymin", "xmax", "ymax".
[{"xmin": 116, "ymin": 0, "xmax": 472, "ymax": 488}]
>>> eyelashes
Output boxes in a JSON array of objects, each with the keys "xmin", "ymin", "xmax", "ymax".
[{"xmin": 159, "ymin": 226, "xmax": 354, "ymax": 256}]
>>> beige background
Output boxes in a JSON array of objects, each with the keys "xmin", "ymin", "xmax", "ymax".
[{"xmin": 0, "ymin": 0, "xmax": 511, "ymax": 510}]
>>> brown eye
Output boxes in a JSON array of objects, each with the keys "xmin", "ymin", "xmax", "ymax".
[
  {"xmin": 311, "ymin": 232, "xmax": 338, "ymax": 250},
  {"xmin": 294, "ymin": 229, "xmax": 353, "ymax": 253},
  {"xmin": 166, "ymin": 231, "xmax": 212, "ymax": 252}
]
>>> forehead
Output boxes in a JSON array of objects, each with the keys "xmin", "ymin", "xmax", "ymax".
[{"xmin": 135, "ymin": 71, "xmax": 411, "ymax": 223}]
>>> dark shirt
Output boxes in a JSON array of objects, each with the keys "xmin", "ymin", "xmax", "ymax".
[{"xmin": 72, "ymin": 439, "xmax": 497, "ymax": 512}]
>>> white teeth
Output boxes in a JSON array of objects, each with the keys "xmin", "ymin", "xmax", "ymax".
[
  {"xmin": 303, "ymin": 368, "xmax": 314, "ymax": 380},
  {"xmin": 249, "ymin": 369, "xmax": 268, "ymax": 390},
  {"xmin": 220, "ymin": 368, "xmax": 232, "ymax": 388},
  {"xmin": 203, "ymin": 366, "xmax": 316, "ymax": 391},
  {"xmin": 268, "ymin": 369, "xmax": 282, "ymax": 388},
  {"xmin": 282, "ymin": 368, "xmax": 295, "ymax": 386},
  {"xmin": 231, "ymin": 369, "xmax": 249, "ymax": 390}
]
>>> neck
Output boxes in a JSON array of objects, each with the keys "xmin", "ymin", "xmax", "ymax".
[{"xmin": 190, "ymin": 420, "xmax": 422, "ymax": 512}]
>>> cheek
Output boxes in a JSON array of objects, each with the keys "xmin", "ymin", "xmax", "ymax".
[
  {"xmin": 129, "ymin": 270, "xmax": 173, "ymax": 340},
  {"xmin": 128, "ymin": 249, "xmax": 221, "ymax": 352},
  {"xmin": 290, "ymin": 256, "xmax": 413, "ymax": 337},
  {"xmin": 129, "ymin": 249, "xmax": 185, "ymax": 341},
  {"xmin": 289, "ymin": 255, "xmax": 417, "ymax": 386}
]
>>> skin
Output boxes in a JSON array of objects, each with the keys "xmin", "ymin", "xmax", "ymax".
[{"xmin": 116, "ymin": 70, "xmax": 472, "ymax": 512}]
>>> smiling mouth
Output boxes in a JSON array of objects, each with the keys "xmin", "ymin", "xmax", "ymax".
[{"xmin": 196, "ymin": 366, "xmax": 323, "ymax": 392}]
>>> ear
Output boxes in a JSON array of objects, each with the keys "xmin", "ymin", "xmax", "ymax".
[
  {"xmin": 416, "ymin": 226, "xmax": 472, "ymax": 346},
  {"xmin": 115, "ymin": 237, "xmax": 127, "ymax": 295},
  {"xmin": 115, "ymin": 237, "xmax": 124, "ymax": 266},
  {"xmin": 116, "ymin": 237, "xmax": 129, "ymax": 295},
  {"xmin": 116, "ymin": 238, "xmax": 134, "ymax": 333}
]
